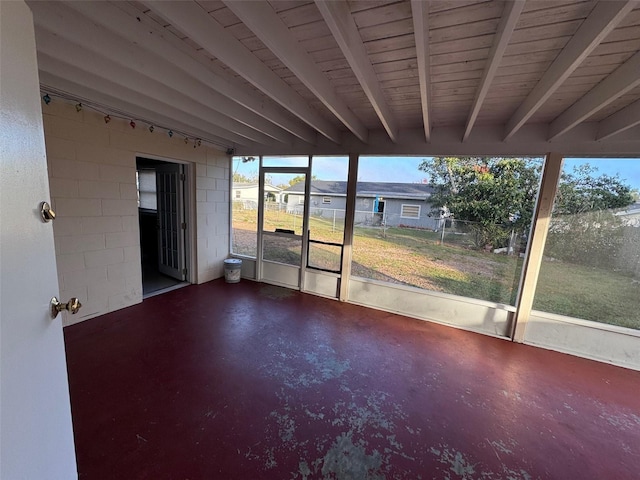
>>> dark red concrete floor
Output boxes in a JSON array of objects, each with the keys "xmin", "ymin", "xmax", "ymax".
[{"xmin": 64, "ymin": 279, "xmax": 640, "ymax": 479}]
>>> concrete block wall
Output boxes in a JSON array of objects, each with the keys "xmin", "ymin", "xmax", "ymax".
[{"xmin": 43, "ymin": 100, "xmax": 229, "ymax": 325}]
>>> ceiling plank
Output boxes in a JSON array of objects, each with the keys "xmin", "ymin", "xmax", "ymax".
[
  {"xmin": 549, "ymin": 51, "xmax": 640, "ymax": 140},
  {"xmin": 66, "ymin": 0, "xmax": 317, "ymax": 145},
  {"xmin": 597, "ymin": 98, "xmax": 640, "ymax": 140},
  {"xmin": 29, "ymin": 2, "xmax": 280, "ymax": 146},
  {"xmin": 411, "ymin": 0, "xmax": 431, "ymax": 142},
  {"xmin": 223, "ymin": 0, "xmax": 368, "ymax": 143},
  {"xmin": 315, "ymin": 0, "xmax": 398, "ymax": 142},
  {"xmin": 504, "ymin": 1, "xmax": 635, "ymax": 141},
  {"xmin": 144, "ymin": 0, "xmax": 342, "ymax": 144},
  {"xmin": 37, "ymin": 55, "xmax": 256, "ymax": 148},
  {"xmin": 463, "ymin": 0, "xmax": 525, "ymax": 142}
]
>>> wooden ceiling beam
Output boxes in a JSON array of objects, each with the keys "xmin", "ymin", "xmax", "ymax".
[
  {"xmin": 504, "ymin": 1, "xmax": 635, "ymax": 141},
  {"xmin": 224, "ymin": 0, "xmax": 368, "ymax": 143},
  {"xmin": 597, "ymin": 99, "xmax": 640, "ymax": 140},
  {"xmin": 463, "ymin": 0, "xmax": 525, "ymax": 142},
  {"xmin": 549, "ymin": 51, "xmax": 640, "ymax": 140},
  {"xmin": 64, "ymin": 1, "xmax": 317, "ymax": 145},
  {"xmin": 37, "ymin": 56, "xmax": 256, "ymax": 148},
  {"xmin": 315, "ymin": 0, "xmax": 398, "ymax": 142},
  {"xmin": 411, "ymin": 0, "xmax": 431, "ymax": 142},
  {"xmin": 30, "ymin": 2, "xmax": 281, "ymax": 146},
  {"xmin": 145, "ymin": 0, "xmax": 342, "ymax": 144}
]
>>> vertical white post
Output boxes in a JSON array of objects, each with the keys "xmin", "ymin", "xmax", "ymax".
[
  {"xmin": 512, "ymin": 152, "xmax": 564, "ymax": 342},
  {"xmin": 339, "ymin": 153, "xmax": 359, "ymax": 301}
]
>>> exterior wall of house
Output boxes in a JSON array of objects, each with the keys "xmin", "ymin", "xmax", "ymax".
[
  {"xmin": 298, "ymin": 194, "xmax": 438, "ymax": 229},
  {"xmin": 43, "ymin": 101, "xmax": 229, "ymax": 325}
]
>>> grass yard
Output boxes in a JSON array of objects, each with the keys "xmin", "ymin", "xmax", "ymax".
[{"xmin": 232, "ymin": 206, "xmax": 640, "ymax": 330}]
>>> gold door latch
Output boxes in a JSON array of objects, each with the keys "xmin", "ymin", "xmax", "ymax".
[
  {"xmin": 50, "ymin": 297, "xmax": 82, "ymax": 319},
  {"xmin": 40, "ymin": 201, "xmax": 56, "ymax": 222}
]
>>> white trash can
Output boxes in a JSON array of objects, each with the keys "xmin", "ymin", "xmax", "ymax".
[{"xmin": 223, "ymin": 258, "xmax": 242, "ymax": 283}]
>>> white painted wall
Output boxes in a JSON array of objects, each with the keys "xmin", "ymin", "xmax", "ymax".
[
  {"xmin": 43, "ymin": 101, "xmax": 229, "ymax": 325},
  {"xmin": 0, "ymin": 1, "xmax": 77, "ymax": 477}
]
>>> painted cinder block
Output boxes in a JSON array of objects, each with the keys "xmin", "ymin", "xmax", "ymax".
[
  {"xmin": 56, "ymin": 253, "xmax": 86, "ymax": 274},
  {"xmin": 105, "ymin": 230, "xmax": 139, "ymax": 249},
  {"xmin": 55, "ymin": 233, "xmax": 105, "ymax": 255},
  {"xmin": 55, "ymin": 197, "xmax": 102, "ymax": 217},
  {"xmin": 45, "ymin": 103, "xmax": 231, "ymax": 321},
  {"xmin": 206, "ymin": 165, "xmax": 225, "ymax": 179},
  {"xmin": 75, "ymin": 143, "xmax": 112, "ymax": 164},
  {"xmin": 50, "ymin": 158, "xmax": 100, "ymax": 181},
  {"xmin": 84, "ymin": 248, "xmax": 124, "ymax": 268},
  {"xmin": 197, "ymin": 177, "xmax": 216, "ymax": 190},
  {"xmin": 119, "ymin": 183, "xmax": 138, "ymax": 200},
  {"xmin": 81, "ymin": 216, "xmax": 122, "ymax": 234},
  {"xmin": 49, "ymin": 178, "xmax": 80, "ymax": 198},
  {"xmin": 101, "ymin": 198, "xmax": 138, "ymax": 217},
  {"xmin": 107, "ymin": 261, "xmax": 139, "ymax": 281},
  {"xmin": 44, "ymin": 135, "xmax": 76, "ymax": 160},
  {"xmin": 99, "ymin": 164, "xmax": 136, "ymax": 183},
  {"xmin": 78, "ymin": 180, "xmax": 121, "ymax": 199}
]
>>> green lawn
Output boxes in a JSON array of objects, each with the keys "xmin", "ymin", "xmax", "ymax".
[{"xmin": 232, "ymin": 206, "xmax": 640, "ymax": 330}]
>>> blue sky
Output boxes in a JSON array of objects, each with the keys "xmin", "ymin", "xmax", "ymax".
[{"xmin": 233, "ymin": 156, "xmax": 640, "ymax": 190}]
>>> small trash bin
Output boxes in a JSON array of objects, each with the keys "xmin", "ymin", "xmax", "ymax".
[{"xmin": 224, "ymin": 258, "xmax": 242, "ymax": 283}]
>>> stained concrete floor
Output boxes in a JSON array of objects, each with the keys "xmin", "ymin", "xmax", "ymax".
[{"xmin": 64, "ymin": 279, "xmax": 640, "ymax": 479}]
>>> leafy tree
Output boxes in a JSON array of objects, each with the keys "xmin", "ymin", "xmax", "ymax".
[
  {"xmin": 288, "ymin": 174, "xmax": 317, "ymax": 187},
  {"xmin": 546, "ymin": 165, "xmax": 635, "ymax": 269},
  {"xmin": 419, "ymin": 156, "xmax": 541, "ymax": 248},
  {"xmin": 232, "ymin": 172, "xmax": 257, "ymax": 183},
  {"xmin": 419, "ymin": 157, "xmax": 635, "ymax": 255},
  {"xmin": 554, "ymin": 164, "xmax": 634, "ymax": 214}
]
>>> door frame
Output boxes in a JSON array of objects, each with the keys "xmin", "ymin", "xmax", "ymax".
[
  {"xmin": 135, "ymin": 154, "xmax": 195, "ymax": 285},
  {"xmin": 257, "ymin": 164, "xmax": 311, "ymax": 290}
]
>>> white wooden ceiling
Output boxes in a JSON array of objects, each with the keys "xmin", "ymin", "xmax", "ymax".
[{"xmin": 29, "ymin": 0, "xmax": 640, "ymax": 156}]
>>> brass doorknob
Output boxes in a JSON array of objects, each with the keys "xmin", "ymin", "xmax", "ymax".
[
  {"xmin": 50, "ymin": 297, "xmax": 82, "ymax": 319},
  {"xmin": 40, "ymin": 201, "xmax": 56, "ymax": 222}
]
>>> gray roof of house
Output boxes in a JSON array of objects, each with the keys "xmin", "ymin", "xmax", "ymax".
[{"xmin": 285, "ymin": 180, "xmax": 434, "ymax": 199}]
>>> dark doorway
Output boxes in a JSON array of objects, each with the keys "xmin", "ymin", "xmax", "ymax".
[{"xmin": 136, "ymin": 157, "xmax": 189, "ymax": 297}]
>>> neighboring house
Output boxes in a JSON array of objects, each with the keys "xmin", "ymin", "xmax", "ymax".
[
  {"xmin": 284, "ymin": 181, "xmax": 439, "ymax": 230},
  {"xmin": 615, "ymin": 202, "xmax": 640, "ymax": 227},
  {"xmin": 232, "ymin": 183, "xmax": 283, "ymax": 209}
]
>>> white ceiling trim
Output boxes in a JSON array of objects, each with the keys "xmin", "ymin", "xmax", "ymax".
[
  {"xmin": 224, "ymin": 0, "xmax": 368, "ymax": 143},
  {"xmin": 549, "ymin": 51, "xmax": 640, "ymax": 140},
  {"xmin": 463, "ymin": 0, "xmax": 525, "ymax": 142},
  {"xmin": 144, "ymin": 0, "xmax": 342, "ymax": 144},
  {"xmin": 411, "ymin": 0, "xmax": 432, "ymax": 143},
  {"xmin": 597, "ymin": 98, "xmax": 640, "ymax": 140},
  {"xmin": 315, "ymin": 0, "xmax": 398, "ymax": 143},
  {"xmin": 504, "ymin": 0, "xmax": 636, "ymax": 141}
]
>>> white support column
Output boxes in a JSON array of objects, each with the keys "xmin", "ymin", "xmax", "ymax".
[
  {"xmin": 339, "ymin": 153, "xmax": 359, "ymax": 301},
  {"xmin": 512, "ymin": 152, "xmax": 564, "ymax": 342}
]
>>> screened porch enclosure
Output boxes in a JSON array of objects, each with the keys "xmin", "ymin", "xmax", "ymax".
[{"xmin": 232, "ymin": 154, "xmax": 640, "ymax": 370}]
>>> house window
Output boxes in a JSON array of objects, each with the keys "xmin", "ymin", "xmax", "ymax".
[
  {"xmin": 137, "ymin": 170, "xmax": 157, "ymax": 210},
  {"xmin": 401, "ymin": 204, "xmax": 420, "ymax": 218},
  {"xmin": 235, "ymin": 190, "xmax": 241, "ymax": 199},
  {"xmin": 298, "ymin": 196, "xmax": 304, "ymax": 204},
  {"xmin": 322, "ymin": 196, "xmax": 331, "ymax": 204}
]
